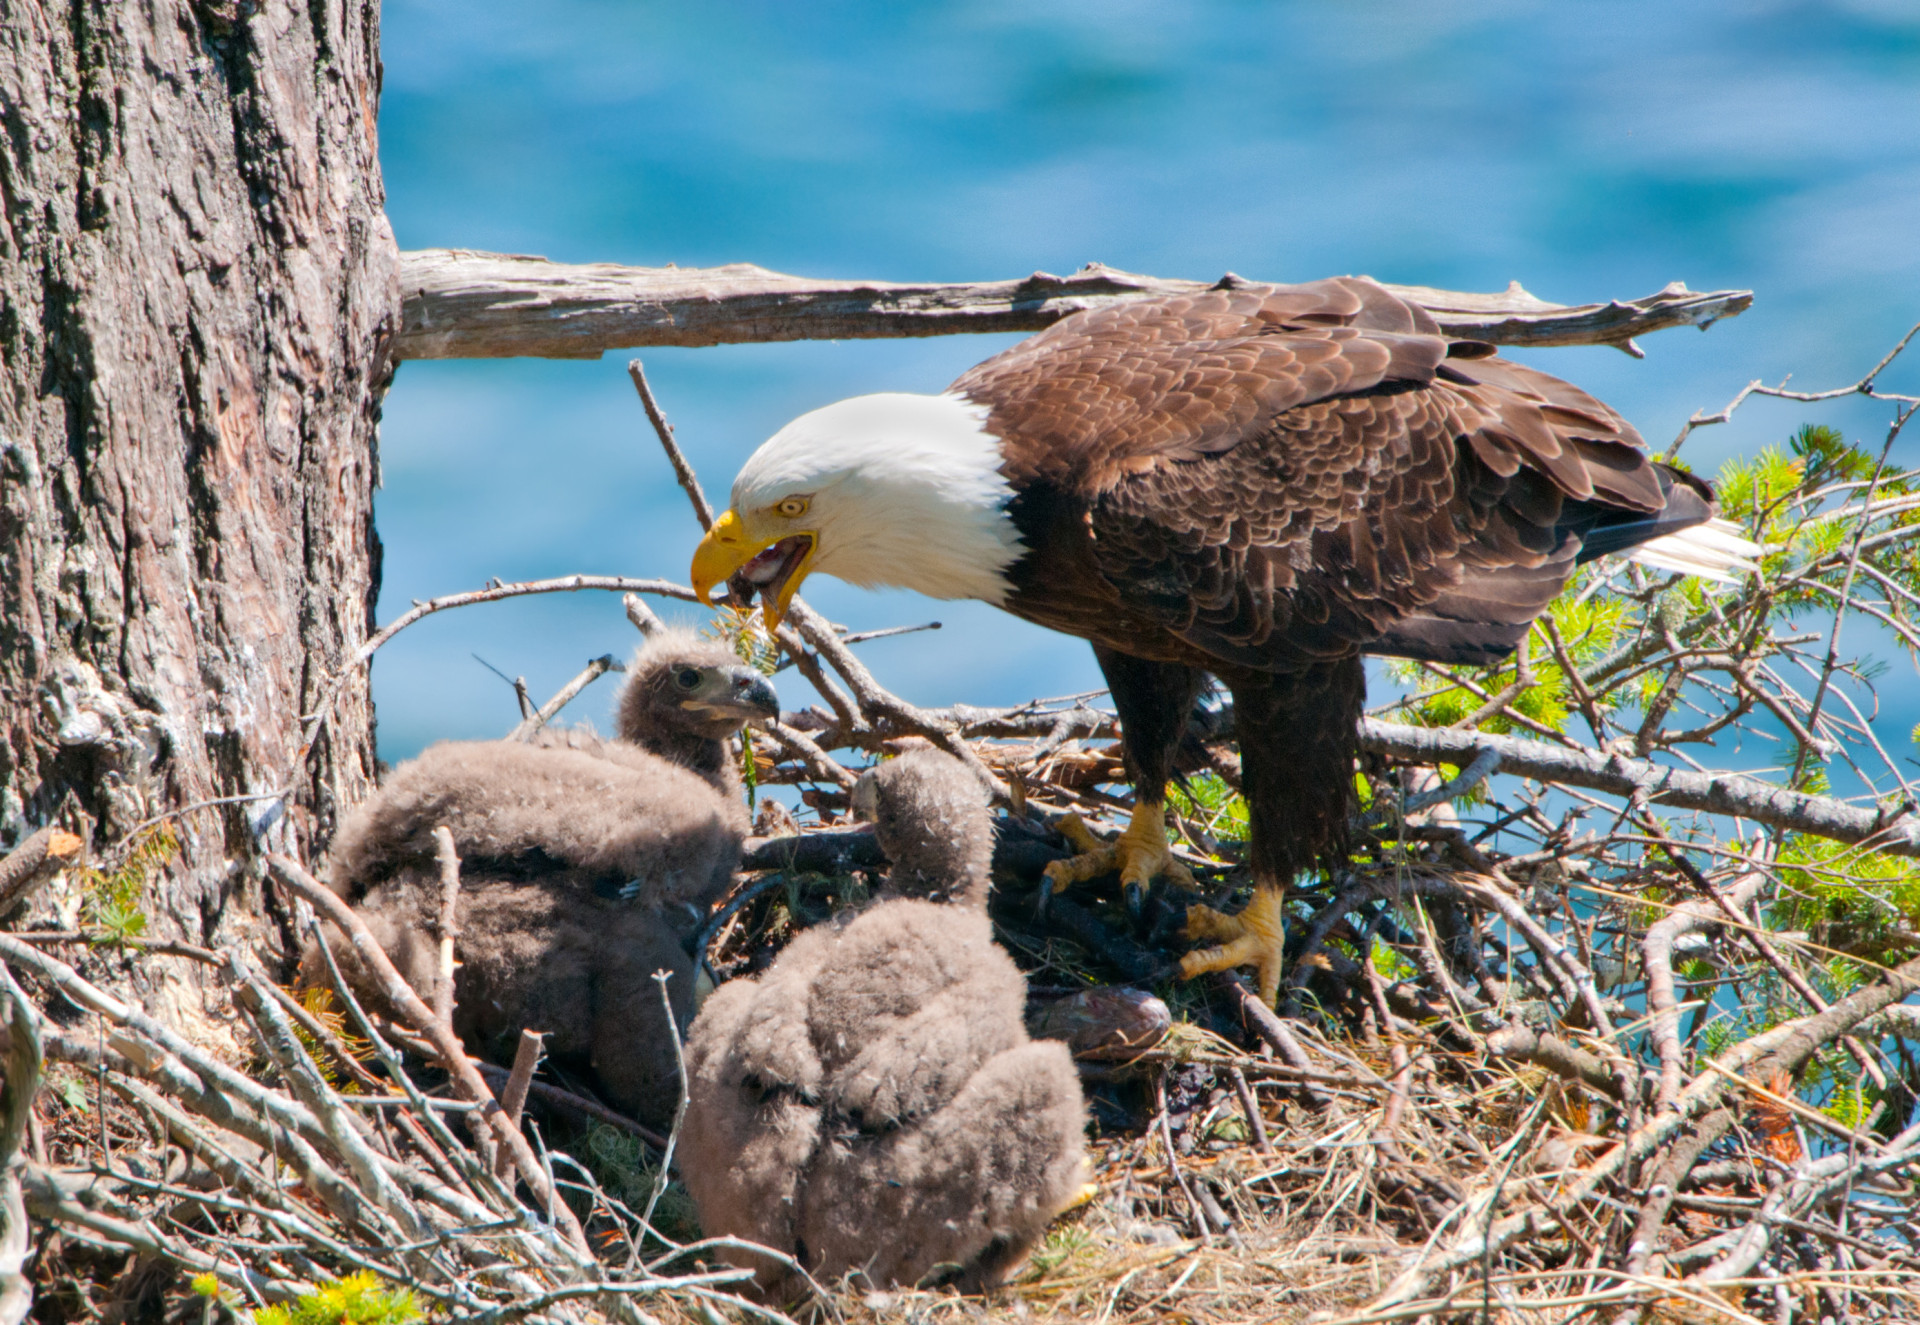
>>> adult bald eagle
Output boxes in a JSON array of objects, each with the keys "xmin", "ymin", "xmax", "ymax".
[{"xmin": 692, "ymin": 277, "xmax": 1755, "ymax": 1002}]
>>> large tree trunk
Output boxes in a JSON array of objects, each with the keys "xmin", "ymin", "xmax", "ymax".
[{"xmin": 0, "ymin": 2, "xmax": 396, "ymax": 961}]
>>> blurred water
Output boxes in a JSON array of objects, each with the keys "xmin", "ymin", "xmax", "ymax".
[{"xmin": 375, "ymin": 1, "xmax": 1920, "ymax": 767}]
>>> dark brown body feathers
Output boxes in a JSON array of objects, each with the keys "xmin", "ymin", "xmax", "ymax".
[{"xmin": 956, "ymin": 277, "xmax": 1716, "ymax": 880}]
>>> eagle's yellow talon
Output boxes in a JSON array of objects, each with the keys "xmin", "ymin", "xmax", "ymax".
[
  {"xmin": 1052, "ymin": 812, "xmax": 1104, "ymax": 855},
  {"xmin": 1043, "ymin": 801, "xmax": 1186, "ymax": 898},
  {"xmin": 1180, "ymin": 883, "xmax": 1288, "ymax": 1004}
]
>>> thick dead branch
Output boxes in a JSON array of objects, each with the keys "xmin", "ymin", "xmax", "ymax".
[
  {"xmin": 394, "ymin": 250, "xmax": 1751, "ymax": 360},
  {"xmin": 1483, "ymin": 1025, "xmax": 1627, "ymax": 1103},
  {"xmin": 1643, "ymin": 866, "xmax": 1767, "ymax": 1112},
  {"xmin": 1358, "ymin": 717, "xmax": 1920, "ymax": 856}
]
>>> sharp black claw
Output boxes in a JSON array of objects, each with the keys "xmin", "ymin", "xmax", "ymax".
[{"xmin": 1124, "ymin": 882, "xmax": 1146, "ymax": 921}]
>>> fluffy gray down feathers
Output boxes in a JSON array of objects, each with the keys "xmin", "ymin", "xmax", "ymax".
[
  {"xmin": 304, "ymin": 630, "xmax": 762, "ymax": 1126},
  {"xmin": 681, "ymin": 750, "xmax": 1088, "ymax": 1292}
]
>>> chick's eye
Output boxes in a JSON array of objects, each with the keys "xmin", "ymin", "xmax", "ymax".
[
  {"xmin": 774, "ymin": 496, "xmax": 809, "ymax": 518},
  {"xmin": 674, "ymin": 668, "xmax": 702, "ymax": 690}
]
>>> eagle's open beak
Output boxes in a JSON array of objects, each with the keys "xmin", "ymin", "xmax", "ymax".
[{"xmin": 691, "ymin": 509, "xmax": 817, "ymax": 629}]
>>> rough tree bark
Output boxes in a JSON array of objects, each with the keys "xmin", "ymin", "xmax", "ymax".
[{"xmin": 0, "ymin": 3, "xmax": 397, "ymax": 963}]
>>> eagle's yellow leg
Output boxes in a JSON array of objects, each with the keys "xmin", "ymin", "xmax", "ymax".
[
  {"xmin": 1043, "ymin": 800, "xmax": 1195, "ymax": 894},
  {"xmin": 1180, "ymin": 883, "xmax": 1288, "ymax": 1005}
]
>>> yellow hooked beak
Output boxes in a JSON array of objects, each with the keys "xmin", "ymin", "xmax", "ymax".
[{"xmin": 690, "ymin": 509, "xmax": 817, "ymax": 630}]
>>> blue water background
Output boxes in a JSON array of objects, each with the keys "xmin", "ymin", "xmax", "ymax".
[{"xmin": 374, "ymin": 2, "xmax": 1920, "ymax": 795}]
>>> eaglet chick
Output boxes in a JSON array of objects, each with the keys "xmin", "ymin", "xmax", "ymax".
[
  {"xmin": 305, "ymin": 629, "xmax": 777, "ymax": 1126},
  {"xmin": 680, "ymin": 749, "xmax": 1089, "ymax": 1293}
]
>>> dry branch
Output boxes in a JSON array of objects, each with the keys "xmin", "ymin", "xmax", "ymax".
[
  {"xmin": 510, "ymin": 653, "xmax": 623, "ymax": 740},
  {"xmin": 627, "ymin": 359, "xmax": 716, "ymax": 529},
  {"xmin": 431, "ymin": 825, "xmax": 462, "ymax": 1028},
  {"xmin": 1357, "ymin": 717, "xmax": 1920, "ymax": 855},
  {"xmin": 1483, "ymin": 1024, "xmax": 1627, "ymax": 1103},
  {"xmin": 266, "ymin": 855, "xmax": 591, "ymax": 1252},
  {"xmin": 395, "ymin": 250, "xmax": 1751, "ymax": 360},
  {"xmin": 495, "ymin": 1030, "xmax": 544, "ymax": 1181},
  {"xmin": 1643, "ymin": 866, "xmax": 1766, "ymax": 1111},
  {"xmin": 0, "ymin": 964, "xmax": 40, "ymax": 1325},
  {"xmin": 0, "ymin": 827, "xmax": 83, "ymax": 914}
]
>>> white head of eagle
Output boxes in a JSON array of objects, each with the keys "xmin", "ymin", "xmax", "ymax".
[{"xmin": 692, "ymin": 391, "xmax": 1024, "ymax": 623}]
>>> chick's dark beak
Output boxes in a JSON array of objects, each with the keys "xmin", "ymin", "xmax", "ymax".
[{"xmin": 709, "ymin": 665, "xmax": 781, "ymax": 723}]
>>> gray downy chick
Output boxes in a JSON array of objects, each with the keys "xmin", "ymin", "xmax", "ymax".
[
  {"xmin": 304, "ymin": 629, "xmax": 777, "ymax": 1126},
  {"xmin": 680, "ymin": 749, "xmax": 1089, "ymax": 1294}
]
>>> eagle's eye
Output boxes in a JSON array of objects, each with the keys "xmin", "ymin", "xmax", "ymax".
[
  {"xmin": 774, "ymin": 496, "xmax": 810, "ymax": 519},
  {"xmin": 674, "ymin": 667, "xmax": 703, "ymax": 690}
]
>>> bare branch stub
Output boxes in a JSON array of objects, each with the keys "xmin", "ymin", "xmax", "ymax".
[
  {"xmin": 493, "ymin": 1030, "xmax": 544, "ymax": 1181},
  {"xmin": 0, "ymin": 827, "xmax": 84, "ymax": 913}
]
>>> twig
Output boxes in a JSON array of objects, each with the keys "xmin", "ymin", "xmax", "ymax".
[
  {"xmin": 469, "ymin": 1063, "xmax": 670, "ymax": 1150},
  {"xmin": 1792, "ymin": 414, "xmax": 1909, "ymax": 785},
  {"xmin": 267, "ymin": 855, "xmax": 590, "ymax": 1251},
  {"xmin": 1228, "ymin": 1066, "xmax": 1272, "ymax": 1155},
  {"xmin": 628, "ymin": 360, "xmax": 716, "ymax": 530},
  {"xmin": 758, "ymin": 718, "xmax": 859, "ymax": 790},
  {"xmin": 1153, "ymin": 1074, "xmax": 1214, "ymax": 1238},
  {"xmin": 293, "ymin": 573, "xmax": 699, "ymax": 793},
  {"xmin": 640, "ymin": 971, "xmax": 690, "ymax": 1238},
  {"xmin": 835, "ymin": 621, "xmax": 942, "ymax": 648},
  {"xmin": 1213, "ymin": 974, "xmax": 1339, "ymax": 1113},
  {"xmin": 509, "ymin": 654, "xmax": 623, "ymax": 740},
  {"xmin": 431, "ymin": 827, "xmax": 462, "ymax": 1030},
  {"xmin": 1644, "ymin": 825, "xmax": 1887, "ymax": 1090},
  {"xmin": 1666, "ymin": 319, "xmax": 1920, "ymax": 459},
  {"xmin": 1642, "ymin": 862, "xmax": 1768, "ymax": 1111}
]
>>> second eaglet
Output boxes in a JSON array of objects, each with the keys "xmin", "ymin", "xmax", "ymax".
[{"xmin": 307, "ymin": 628, "xmax": 777, "ymax": 1126}]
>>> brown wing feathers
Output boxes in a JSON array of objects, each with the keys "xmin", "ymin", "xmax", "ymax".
[{"xmin": 964, "ymin": 276, "xmax": 1697, "ymax": 669}]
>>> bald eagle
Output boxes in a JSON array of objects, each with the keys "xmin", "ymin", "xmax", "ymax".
[{"xmin": 692, "ymin": 277, "xmax": 1756, "ymax": 1002}]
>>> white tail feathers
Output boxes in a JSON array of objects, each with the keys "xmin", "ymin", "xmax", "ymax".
[{"xmin": 1625, "ymin": 518, "xmax": 1763, "ymax": 585}]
